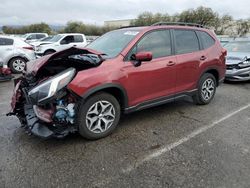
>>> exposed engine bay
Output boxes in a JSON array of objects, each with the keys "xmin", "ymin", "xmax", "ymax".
[{"xmin": 8, "ymin": 47, "xmax": 104, "ymax": 138}]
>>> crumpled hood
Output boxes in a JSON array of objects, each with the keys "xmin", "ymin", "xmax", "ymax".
[
  {"xmin": 226, "ymin": 52, "xmax": 250, "ymax": 65},
  {"xmin": 26, "ymin": 47, "xmax": 104, "ymax": 76}
]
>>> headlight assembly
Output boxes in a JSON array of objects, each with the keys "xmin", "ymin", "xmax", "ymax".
[{"xmin": 28, "ymin": 68, "xmax": 76, "ymax": 104}]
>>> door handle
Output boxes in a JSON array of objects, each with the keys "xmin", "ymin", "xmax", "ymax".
[
  {"xmin": 200, "ymin": 56, "xmax": 207, "ymax": 61},
  {"xmin": 167, "ymin": 61, "xmax": 176, "ymax": 66}
]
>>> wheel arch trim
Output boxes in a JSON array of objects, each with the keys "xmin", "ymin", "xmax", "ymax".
[{"xmin": 80, "ymin": 83, "xmax": 129, "ymax": 109}]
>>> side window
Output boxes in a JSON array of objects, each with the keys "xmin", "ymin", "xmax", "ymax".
[
  {"xmin": 74, "ymin": 35, "xmax": 84, "ymax": 43},
  {"xmin": 129, "ymin": 30, "xmax": 172, "ymax": 59},
  {"xmin": 174, "ymin": 30, "xmax": 200, "ymax": 54},
  {"xmin": 198, "ymin": 31, "xmax": 215, "ymax": 49},
  {"xmin": 27, "ymin": 34, "xmax": 36, "ymax": 40},
  {"xmin": 0, "ymin": 38, "xmax": 14, "ymax": 46},
  {"xmin": 36, "ymin": 34, "xmax": 46, "ymax": 39},
  {"xmin": 60, "ymin": 35, "xmax": 74, "ymax": 44}
]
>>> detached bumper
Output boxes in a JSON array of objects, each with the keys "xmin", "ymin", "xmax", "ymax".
[
  {"xmin": 24, "ymin": 104, "xmax": 54, "ymax": 138},
  {"xmin": 225, "ymin": 67, "xmax": 250, "ymax": 81}
]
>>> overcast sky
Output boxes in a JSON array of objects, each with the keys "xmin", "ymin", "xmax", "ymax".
[{"xmin": 0, "ymin": 0, "xmax": 249, "ymax": 26}]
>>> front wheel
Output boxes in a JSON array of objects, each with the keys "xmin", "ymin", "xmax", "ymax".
[
  {"xmin": 76, "ymin": 92, "xmax": 121, "ymax": 140},
  {"xmin": 193, "ymin": 73, "xmax": 216, "ymax": 105}
]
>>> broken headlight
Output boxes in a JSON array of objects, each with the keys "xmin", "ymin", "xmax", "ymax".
[
  {"xmin": 28, "ymin": 68, "xmax": 76, "ymax": 104},
  {"xmin": 238, "ymin": 61, "xmax": 250, "ymax": 68}
]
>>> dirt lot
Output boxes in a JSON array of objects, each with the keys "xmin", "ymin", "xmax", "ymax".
[{"xmin": 0, "ymin": 79, "xmax": 250, "ymax": 188}]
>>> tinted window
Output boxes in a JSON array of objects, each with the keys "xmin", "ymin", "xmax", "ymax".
[
  {"xmin": 0, "ymin": 38, "xmax": 14, "ymax": 45},
  {"xmin": 61, "ymin": 35, "xmax": 74, "ymax": 44},
  {"xmin": 36, "ymin": 34, "xmax": 46, "ymax": 39},
  {"xmin": 74, "ymin": 35, "xmax": 83, "ymax": 42},
  {"xmin": 130, "ymin": 30, "xmax": 172, "ymax": 59},
  {"xmin": 175, "ymin": 30, "xmax": 199, "ymax": 54},
  {"xmin": 198, "ymin": 31, "xmax": 215, "ymax": 49}
]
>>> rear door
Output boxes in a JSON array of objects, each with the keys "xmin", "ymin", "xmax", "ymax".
[
  {"xmin": 0, "ymin": 37, "xmax": 14, "ymax": 64},
  {"xmin": 173, "ymin": 29, "xmax": 202, "ymax": 93},
  {"xmin": 124, "ymin": 29, "xmax": 177, "ymax": 106}
]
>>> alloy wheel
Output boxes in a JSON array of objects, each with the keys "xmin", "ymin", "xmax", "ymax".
[
  {"xmin": 12, "ymin": 59, "xmax": 26, "ymax": 72},
  {"xmin": 86, "ymin": 100, "xmax": 116, "ymax": 133},
  {"xmin": 201, "ymin": 78, "xmax": 215, "ymax": 101}
]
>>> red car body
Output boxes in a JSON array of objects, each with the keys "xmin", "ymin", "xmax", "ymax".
[
  {"xmin": 9, "ymin": 24, "xmax": 226, "ymax": 139},
  {"xmin": 68, "ymin": 26, "xmax": 226, "ymax": 109}
]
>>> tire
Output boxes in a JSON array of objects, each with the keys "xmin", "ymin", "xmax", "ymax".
[
  {"xmin": 9, "ymin": 57, "xmax": 27, "ymax": 74},
  {"xmin": 44, "ymin": 50, "xmax": 55, "ymax": 56},
  {"xmin": 76, "ymin": 92, "xmax": 121, "ymax": 140},
  {"xmin": 193, "ymin": 73, "xmax": 216, "ymax": 105}
]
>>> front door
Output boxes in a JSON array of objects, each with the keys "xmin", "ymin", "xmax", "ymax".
[{"xmin": 123, "ymin": 29, "xmax": 177, "ymax": 106}]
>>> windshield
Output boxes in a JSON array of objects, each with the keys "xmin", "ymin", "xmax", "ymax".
[
  {"xmin": 224, "ymin": 42, "xmax": 250, "ymax": 53},
  {"xmin": 87, "ymin": 30, "xmax": 140, "ymax": 58},
  {"xmin": 49, "ymin": 35, "xmax": 63, "ymax": 42},
  {"xmin": 21, "ymin": 34, "xmax": 28, "ymax": 38}
]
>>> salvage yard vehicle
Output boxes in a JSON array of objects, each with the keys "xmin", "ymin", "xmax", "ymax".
[
  {"xmin": 8, "ymin": 22, "xmax": 226, "ymax": 140},
  {"xmin": 34, "ymin": 33, "xmax": 87, "ymax": 56},
  {"xmin": 0, "ymin": 35, "xmax": 36, "ymax": 73},
  {"xmin": 224, "ymin": 41, "xmax": 250, "ymax": 81},
  {"xmin": 21, "ymin": 33, "xmax": 48, "ymax": 43}
]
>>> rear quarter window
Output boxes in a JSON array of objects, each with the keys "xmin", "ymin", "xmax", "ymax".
[
  {"xmin": 174, "ymin": 29, "xmax": 200, "ymax": 54},
  {"xmin": 0, "ymin": 38, "xmax": 14, "ymax": 46},
  {"xmin": 198, "ymin": 31, "xmax": 215, "ymax": 49}
]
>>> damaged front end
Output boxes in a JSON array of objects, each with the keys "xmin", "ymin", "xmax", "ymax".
[
  {"xmin": 7, "ymin": 47, "xmax": 104, "ymax": 139},
  {"xmin": 226, "ymin": 55, "xmax": 250, "ymax": 81}
]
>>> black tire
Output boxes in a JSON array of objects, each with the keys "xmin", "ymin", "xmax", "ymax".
[
  {"xmin": 9, "ymin": 57, "xmax": 27, "ymax": 74},
  {"xmin": 193, "ymin": 73, "xmax": 216, "ymax": 105},
  {"xmin": 76, "ymin": 92, "xmax": 121, "ymax": 140},
  {"xmin": 44, "ymin": 50, "xmax": 56, "ymax": 56}
]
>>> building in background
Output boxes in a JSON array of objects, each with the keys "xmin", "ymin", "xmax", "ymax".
[{"xmin": 104, "ymin": 19, "xmax": 136, "ymax": 27}]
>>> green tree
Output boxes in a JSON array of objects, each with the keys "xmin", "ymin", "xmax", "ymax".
[
  {"xmin": 214, "ymin": 15, "xmax": 234, "ymax": 35},
  {"xmin": 131, "ymin": 12, "xmax": 171, "ymax": 26},
  {"xmin": 235, "ymin": 20, "xmax": 250, "ymax": 36},
  {"xmin": 178, "ymin": 6, "xmax": 218, "ymax": 26}
]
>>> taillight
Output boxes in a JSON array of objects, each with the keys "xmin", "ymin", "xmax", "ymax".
[{"xmin": 22, "ymin": 46, "xmax": 34, "ymax": 50}]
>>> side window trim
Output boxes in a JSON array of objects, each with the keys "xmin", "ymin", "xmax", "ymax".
[{"xmin": 124, "ymin": 29, "xmax": 174, "ymax": 61}]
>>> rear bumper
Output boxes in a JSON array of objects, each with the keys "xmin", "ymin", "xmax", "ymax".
[{"xmin": 225, "ymin": 67, "xmax": 250, "ymax": 81}]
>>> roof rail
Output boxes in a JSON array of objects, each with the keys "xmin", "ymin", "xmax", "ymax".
[{"xmin": 151, "ymin": 22, "xmax": 206, "ymax": 28}]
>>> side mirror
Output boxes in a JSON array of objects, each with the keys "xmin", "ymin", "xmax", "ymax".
[{"xmin": 131, "ymin": 51, "xmax": 152, "ymax": 67}]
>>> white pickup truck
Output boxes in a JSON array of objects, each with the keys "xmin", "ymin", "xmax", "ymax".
[{"xmin": 34, "ymin": 33, "xmax": 87, "ymax": 56}]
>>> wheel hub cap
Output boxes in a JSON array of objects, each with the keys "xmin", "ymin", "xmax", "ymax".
[
  {"xmin": 13, "ymin": 59, "xmax": 25, "ymax": 72},
  {"xmin": 86, "ymin": 100, "xmax": 115, "ymax": 133},
  {"xmin": 201, "ymin": 78, "xmax": 215, "ymax": 101}
]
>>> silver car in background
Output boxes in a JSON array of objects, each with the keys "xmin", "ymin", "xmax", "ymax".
[
  {"xmin": 224, "ymin": 41, "xmax": 250, "ymax": 81},
  {"xmin": 0, "ymin": 35, "xmax": 36, "ymax": 73}
]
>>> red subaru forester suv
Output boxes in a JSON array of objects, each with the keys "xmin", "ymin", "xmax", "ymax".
[{"xmin": 8, "ymin": 23, "xmax": 226, "ymax": 140}]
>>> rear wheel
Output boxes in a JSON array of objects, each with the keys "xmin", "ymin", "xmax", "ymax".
[
  {"xmin": 76, "ymin": 92, "xmax": 121, "ymax": 140},
  {"xmin": 193, "ymin": 73, "xmax": 216, "ymax": 105},
  {"xmin": 9, "ymin": 57, "xmax": 27, "ymax": 73}
]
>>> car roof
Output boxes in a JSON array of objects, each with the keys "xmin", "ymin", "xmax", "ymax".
[{"xmin": 59, "ymin": 33, "xmax": 85, "ymax": 36}]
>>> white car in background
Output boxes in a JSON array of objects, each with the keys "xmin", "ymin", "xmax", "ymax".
[
  {"xmin": 29, "ymin": 36, "xmax": 54, "ymax": 47},
  {"xmin": 0, "ymin": 35, "xmax": 36, "ymax": 73},
  {"xmin": 21, "ymin": 33, "xmax": 48, "ymax": 43},
  {"xmin": 34, "ymin": 33, "xmax": 87, "ymax": 56}
]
